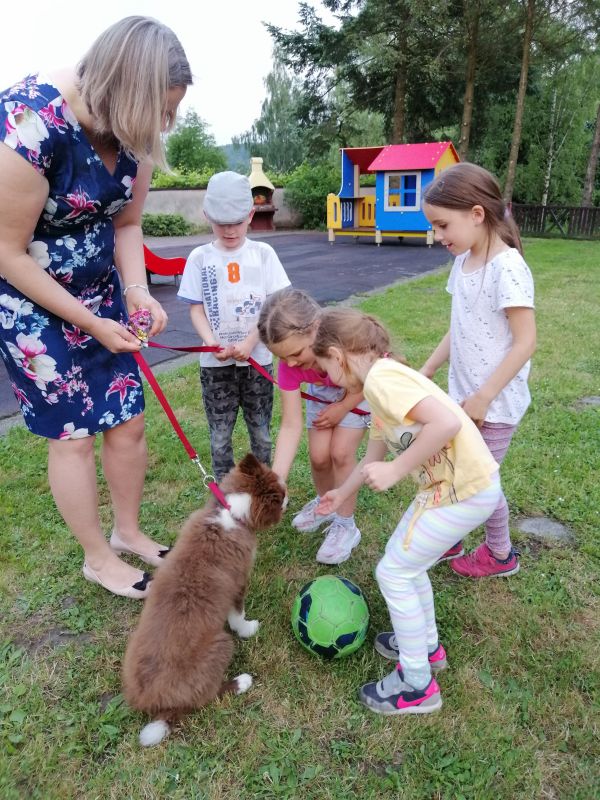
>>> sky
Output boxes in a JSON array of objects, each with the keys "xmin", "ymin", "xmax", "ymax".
[{"xmin": 1, "ymin": 0, "xmax": 334, "ymax": 145}]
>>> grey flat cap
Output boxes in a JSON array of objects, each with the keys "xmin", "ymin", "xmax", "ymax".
[{"xmin": 203, "ymin": 171, "xmax": 254, "ymax": 224}]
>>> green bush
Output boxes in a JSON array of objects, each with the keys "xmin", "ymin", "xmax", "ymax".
[
  {"xmin": 151, "ymin": 168, "xmax": 214, "ymax": 189},
  {"xmin": 141, "ymin": 213, "xmax": 193, "ymax": 237},
  {"xmin": 151, "ymin": 168, "xmax": 291, "ymax": 190},
  {"xmin": 284, "ymin": 162, "xmax": 341, "ymax": 229}
]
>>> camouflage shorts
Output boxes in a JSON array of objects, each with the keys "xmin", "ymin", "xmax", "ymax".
[{"xmin": 200, "ymin": 363, "xmax": 274, "ymax": 480}]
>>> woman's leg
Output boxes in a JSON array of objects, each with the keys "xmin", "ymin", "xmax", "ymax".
[
  {"xmin": 102, "ymin": 413, "xmax": 165, "ymax": 557},
  {"xmin": 48, "ymin": 434, "xmax": 148, "ymax": 588}
]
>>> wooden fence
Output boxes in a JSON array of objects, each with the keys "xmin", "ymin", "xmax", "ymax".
[{"xmin": 511, "ymin": 204, "xmax": 600, "ymax": 239}]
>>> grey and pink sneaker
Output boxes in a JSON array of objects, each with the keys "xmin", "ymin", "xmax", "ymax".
[
  {"xmin": 359, "ymin": 665, "xmax": 442, "ymax": 715},
  {"xmin": 374, "ymin": 632, "xmax": 447, "ymax": 672},
  {"xmin": 450, "ymin": 543, "xmax": 520, "ymax": 578},
  {"xmin": 291, "ymin": 496, "xmax": 335, "ymax": 533}
]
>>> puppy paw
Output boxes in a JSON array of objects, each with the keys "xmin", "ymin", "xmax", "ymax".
[
  {"xmin": 139, "ymin": 720, "xmax": 170, "ymax": 747},
  {"xmin": 234, "ymin": 673, "xmax": 253, "ymax": 694},
  {"xmin": 237, "ymin": 618, "xmax": 259, "ymax": 638}
]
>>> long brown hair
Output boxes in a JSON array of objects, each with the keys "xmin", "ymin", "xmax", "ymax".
[
  {"xmin": 313, "ymin": 308, "xmax": 405, "ymax": 381},
  {"xmin": 258, "ymin": 287, "xmax": 321, "ymax": 346},
  {"xmin": 424, "ymin": 163, "xmax": 523, "ymax": 255}
]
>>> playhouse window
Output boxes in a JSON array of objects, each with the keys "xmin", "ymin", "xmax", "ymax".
[{"xmin": 385, "ymin": 172, "xmax": 421, "ymax": 211}]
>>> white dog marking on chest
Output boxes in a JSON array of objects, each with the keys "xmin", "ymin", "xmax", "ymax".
[{"xmin": 217, "ymin": 492, "xmax": 252, "ymax": 529}]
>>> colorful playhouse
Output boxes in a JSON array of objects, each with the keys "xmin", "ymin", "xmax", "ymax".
[{"xmin": 327, "ymin": 141, "xmax": 459, "ymax": 245}]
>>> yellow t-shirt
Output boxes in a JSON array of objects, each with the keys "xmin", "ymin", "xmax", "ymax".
[{"xmin": 364, "ymin": 358, "xmax": 498, "ymax": 509}]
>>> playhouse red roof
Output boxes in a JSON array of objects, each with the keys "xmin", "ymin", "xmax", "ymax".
[
  {"xmin": 340, "ymin": 146, "xmax": 385, "ymax": 172},
  {"xmin": 367, "ymin": 141, "xmax": 458, "ymax": 172}
]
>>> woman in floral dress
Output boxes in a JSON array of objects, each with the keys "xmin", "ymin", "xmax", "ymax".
[{"xmin": 0, "ymin": 17, "xmax": 191, "ymax": 598}]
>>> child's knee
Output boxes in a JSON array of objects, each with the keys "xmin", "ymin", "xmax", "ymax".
[
  {"xmin": 330, "ymin": 446, "xmax": 356, "ymax": 471},
  {"xmin": 310, "ymin": 451, "xmax": 332, "ymax": 472}
]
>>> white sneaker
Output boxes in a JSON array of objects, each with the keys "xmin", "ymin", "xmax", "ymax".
[
  {"xmin": 292, "ymin": 496, "xmax": 335, "ymax": 533},
  {"xmin": 316, "ymin": 520, "xmax": 361, "ymax": 565}
]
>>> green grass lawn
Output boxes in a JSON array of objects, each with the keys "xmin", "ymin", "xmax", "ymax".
[{"xmin": 1, "ymin": 238, "xmax": 599, "ymax": 799}]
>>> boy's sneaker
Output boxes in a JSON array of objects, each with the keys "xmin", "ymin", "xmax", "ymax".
[
  {"xmin": 292, "ymin": 497, "xmax": 335, "ymax": 533},
  {"xmin": 436, "ymin": 541, "xmax": 464, "ymax": 563},
  {"xmin": 374, "ymin": 633, "xmax": 447, "ymax": 672},
  {"xmin": 450, "ymin": 543, "xmax": 520, "ymax": 578},
  {"xmin": 358, "ymin": 666, "xmax": 442, "ymax": 716},
  {"xmin": 315, "ymin": 519, "xmax": 361, "ymax": 565}
]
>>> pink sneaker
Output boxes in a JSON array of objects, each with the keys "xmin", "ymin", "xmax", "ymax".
[
  {"xmin": 450, "ymin": 543, "xmax": 520, "ymax": 578},
  {"xmin": 435, "ymin": 541, "xmax": 464, "ymax": 564}
]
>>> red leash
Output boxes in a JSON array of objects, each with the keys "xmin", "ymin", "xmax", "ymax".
[
  {"xmin": 133, "ymin": 350, "xmax": 231, "ymax": 510},
  {"xmin": 133, "ymin": 341, "xmax": 369, "ymax": 509},
  {"xmin": 146, "ymin": 341, "xmax": 370, "ymax": 416}
]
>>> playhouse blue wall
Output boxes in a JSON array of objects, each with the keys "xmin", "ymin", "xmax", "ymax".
[
  {"xmin": 339, "ymin": 151, "xmax": 357, "ymax": 199},
  {"xmin": 375, "ymin": 167, "xmax": 436, "ymax": 232}
]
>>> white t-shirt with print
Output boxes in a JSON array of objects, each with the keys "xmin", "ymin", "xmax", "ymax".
[
  {"xmin": 446, "ymin": 247, "xmax": 535, "ymax": 425},
  {"xmin": 178, "ymin": 239, "xmax": 290, "ymax": 367}
]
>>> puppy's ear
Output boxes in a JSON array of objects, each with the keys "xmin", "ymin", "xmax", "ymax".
[{"xmin": 238, "ymin": 453, "xmax": 262, "ymax": 475}]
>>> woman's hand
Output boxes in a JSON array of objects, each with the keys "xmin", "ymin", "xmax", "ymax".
[
  {"xmin": 361, "ymin": 460, "xmax": 401, "ymax": 492},
  {"xmin": 91, "ymin": 317, "xmax": 144, "ymax": 353},
  {"xmin": 125, "ymin": 287, "xmax": 168, "ymax": 337},
  {"xmin": 316, "ymin": 490, "xmax": 343, "ymax": 516}
]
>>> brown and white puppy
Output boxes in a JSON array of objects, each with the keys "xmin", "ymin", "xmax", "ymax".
[{"xmin": 122, "ymin": 453, "xmax": 287, "ymax": 746}]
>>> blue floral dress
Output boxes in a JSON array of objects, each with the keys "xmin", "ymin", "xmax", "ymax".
[{"xmin": 0, "ymin": 74, "xmax": 145, "ymax": 439}]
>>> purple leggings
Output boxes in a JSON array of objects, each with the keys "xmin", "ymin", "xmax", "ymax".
[{"xmin": 479, "ymin": 421, "xmax": 517, "ymax": 556}]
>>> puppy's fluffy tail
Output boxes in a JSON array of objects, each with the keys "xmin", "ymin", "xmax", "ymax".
[{"xmin": 139, "ymin": 719, "xmax": 171, "ymax": 747}]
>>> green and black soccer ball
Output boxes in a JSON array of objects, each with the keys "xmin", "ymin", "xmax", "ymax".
[{"xmin": 291, "ymin": 575, "xmax": 369, "ymax": 659}]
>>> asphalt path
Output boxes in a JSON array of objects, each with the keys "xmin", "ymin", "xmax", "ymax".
[{"xmin": 0, "ymin": 231, "xmax": 450, "ymax": 421}]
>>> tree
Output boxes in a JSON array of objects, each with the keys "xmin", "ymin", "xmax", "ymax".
[
  {"xmin": 503, "ymin": 0, "xmax": 600, "ymax": 202},
  {"xmin": 166, "ymin": 110, "xmax": 227, "ymax": 173},
  {"xmin": 233, "ymin": 59, "xmax": 306, "ymax": 173},
  {"xmin": 268, "ymin": 0, "xmax": 463, "ymax": 145},
  {"xmin": 582, "ymin": 100, "xmax": 600, "ymax": 206}
]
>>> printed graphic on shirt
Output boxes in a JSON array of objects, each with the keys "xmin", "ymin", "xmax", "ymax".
[{"xmin": 235, "ymin": 294, "xmax": 262, "ymax": 321}]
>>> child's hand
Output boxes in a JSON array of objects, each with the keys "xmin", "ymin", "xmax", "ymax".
[
  {"xmin": 316, "ymin": 491, "xmax": 341, "ymax": 516},
  {"xmin": 361, "ymin": 461, "xmax": 400, "ymax": 492},
  {"xmin": 214, "ymin": 344, "xmax": 234, "ymax": 361},
  {"xmin": 231, "ymin": 339, "xmax": 253, "ymax": 362},
  {"xmin": 461, "ymin": 392, "xmax": 490, "ymax": 428},
  {"xmin": 313, "ymin": 402, "xmax": 347, "ymax": 429}
]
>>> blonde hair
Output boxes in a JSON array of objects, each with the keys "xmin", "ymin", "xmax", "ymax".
[
  {"xmin": 313, "ymin": 308, "xmax": 406, "ymax": 377},
  {"xmin": 77, "ymin": 16, "xmax": 192, "ymax": 168},
  {"xmin": 423, "ymin": 163, "xmax": 523, "ymax": 256},
  {"xmin": 258, "ymin": 288, "xmax": 321, "ymax": 346}
]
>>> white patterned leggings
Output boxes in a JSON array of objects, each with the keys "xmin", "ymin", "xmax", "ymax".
[{"xmin": 375, "ymin": 475, "xmax": 501, "ymax": 689}]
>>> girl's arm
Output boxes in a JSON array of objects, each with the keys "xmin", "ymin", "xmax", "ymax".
[
  {"xmin": 362, "ymin": 396, "xmax": 461, "ymax": 492},
  {"xmin": 316, "ymin": 438, "xmax": 388, "ymax": 515},
  {"xmin": 420, "ymin": 330, "xmax": 451, "ymax": 379},
  {"xmin": 272, "ymin": 388, "xmax": 304, "ymax": 482},
  {"xmin": 0, "ymin": 145, "xmax": 140, "ymax": 353},
  {"xmin": 190, "ymin": 304, "xmax": 232, "ymax": 361},
  {"xmin": 461, "ymin": 307, "xmax": 536, "ymax": 426},
  {"xmin": 312, "ymin": 389, "xmax": 365, "ymax": 429},
  {"xmin": 113, "ymin": 160, "xmax": 167, "ymax": 337}
]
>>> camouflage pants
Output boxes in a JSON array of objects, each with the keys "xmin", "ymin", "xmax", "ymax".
[{"xmin": 200, "ymin": 363, "xmax": 274, "ymax": 480}]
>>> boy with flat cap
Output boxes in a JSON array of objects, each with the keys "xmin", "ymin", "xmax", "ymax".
[{"xmin": 178, "ymin": 171, "xmax": 290, "ymax": 479}]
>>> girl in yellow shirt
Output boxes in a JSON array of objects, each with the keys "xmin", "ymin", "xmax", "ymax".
[{"xmin": 314, "ymin": 307, "xmax": 500, "ymax": 716}]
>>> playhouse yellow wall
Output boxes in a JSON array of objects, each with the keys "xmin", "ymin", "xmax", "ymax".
[{"xmin": 435, "ymin": 148, "xmax": 460, "ymax": 175}]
